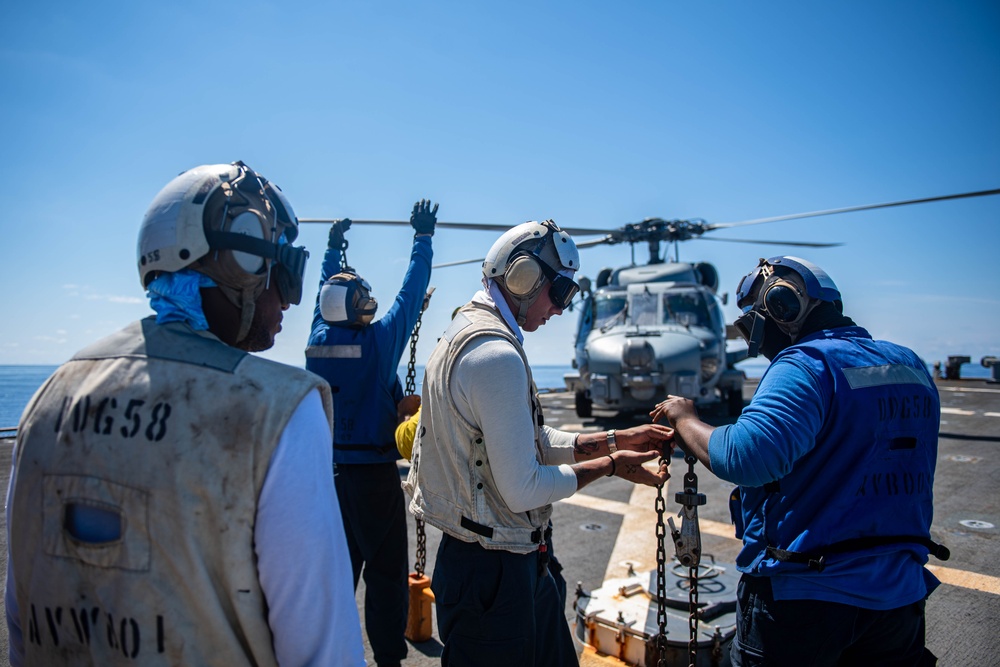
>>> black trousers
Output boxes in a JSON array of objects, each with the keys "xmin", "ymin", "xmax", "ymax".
[
  {"xmin": 335, "ymin": 462, "xmax": 409, "ymax": 665},
  {"xmin": 733, "ymin": 574, "xmax": 936, "ymax": 666},
  {"xmin": 431, "ymin": 533, "xmax": 578, "ymax": 667}
]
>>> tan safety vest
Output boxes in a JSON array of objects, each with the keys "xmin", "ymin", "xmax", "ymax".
[
  {"xmin": 403, "ymin": 302, "xmax": 551, "ymax": 554},
  {"xmin": 9, "ymin": 318, "xmax": 333, "ymax": 666}
]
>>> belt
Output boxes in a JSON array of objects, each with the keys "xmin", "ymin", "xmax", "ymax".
[{"xmin": 765, "ymin": 535, "xmax": 950, "ymax": 573}]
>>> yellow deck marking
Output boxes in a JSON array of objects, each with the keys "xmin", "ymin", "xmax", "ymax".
[
  {"xmin": 559, "ymin": 493, "xmax": 631, "ymax": 516},
  {"xmin": 926, "ymin": 564, "xmax": 1000, "ymax": 595},
  {"xmin": 564, "ymin": 488, "xmax": 1000, "ymax": 596}
]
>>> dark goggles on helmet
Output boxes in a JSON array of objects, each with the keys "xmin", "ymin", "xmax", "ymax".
[
  {"xmin": 536, "ymin": 257, "xmax": 580, "ymax": 310},
  {"xmin": 203, "ymin": 230, "xmax": 309, "ymax": 305},
  {"xmin": 210, "ymin": 162, "xmax": 308, "ymax": 305},
  {"xmin": 271, "ymin": 242, "xmax": 309, "ymax": 305}
]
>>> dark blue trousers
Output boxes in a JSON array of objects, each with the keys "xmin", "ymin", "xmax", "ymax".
[
  {"xmin": 335, "ymin": 462, "xmax": 409, "ymax": 665},
  {"xmin": 431, "ymin": 533, "xmax": 578, "ymax": 667},
  {"xmin": 733, "ymin": 574, "xmax": 936, "ymax": 666}
]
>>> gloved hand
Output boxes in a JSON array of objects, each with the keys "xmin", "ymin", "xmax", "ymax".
[
  {"xmin": 328, "ymin": 218, "xmax": 352, "ymax": 249},
  {"xmin": 410, "ymin": 199, "xmax": 439, "ymax": 236}
]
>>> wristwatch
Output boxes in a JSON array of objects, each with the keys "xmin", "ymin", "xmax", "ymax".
[{"xmin": 607, "ymin": 429, "xmax": 617, "ymax": 453}]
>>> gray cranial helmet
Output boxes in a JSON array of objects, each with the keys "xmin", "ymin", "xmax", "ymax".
[{"xmin": 137, "ymin": 161, "xmax": 308, "ymax": 343}]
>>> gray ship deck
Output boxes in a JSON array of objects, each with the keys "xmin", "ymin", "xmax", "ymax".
[{"xmin": 0, "ymin": 377, "xmax": 996, "ymax": 666}]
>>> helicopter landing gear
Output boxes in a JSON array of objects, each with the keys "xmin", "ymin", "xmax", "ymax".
[
  {"xmin": 575, "ymin": 390, "xmax": 593, "ymax": 418},
  {"xmin": 727, "ymin": 388, "xmax": 744, "ymax": 417}
]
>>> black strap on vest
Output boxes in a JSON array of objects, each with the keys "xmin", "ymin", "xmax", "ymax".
[
  {"xmin": 765, "ymin": 535, "xmax": 950, "ymax": 573},
  {"xmin": 460, "ymin": 516, "xmax": 543, "ymax": 544}
]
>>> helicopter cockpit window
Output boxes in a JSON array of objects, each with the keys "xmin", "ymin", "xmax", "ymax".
[
  {"xmin": 594, "ymin": 293, "xmax": 627, "ymax": 329},
  {"xmin": 630, "ymin": 292, "xmax": 659, "ymax": 326},
  {"xmin": 663, "ymin": 292, "xmax": 711, "ymax": 328}
]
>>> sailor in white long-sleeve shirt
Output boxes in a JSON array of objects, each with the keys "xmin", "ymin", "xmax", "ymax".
[{"xmin": 404, "ymin": 220, "xmax": 674, "ymax": 667}]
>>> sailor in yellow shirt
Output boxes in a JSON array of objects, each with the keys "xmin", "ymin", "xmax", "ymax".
[{"xmin": 395, "ymin": 395, "xmax": 421, "ymax": 460}]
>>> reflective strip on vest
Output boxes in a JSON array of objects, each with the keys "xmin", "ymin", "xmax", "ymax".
[
  {"xmin": 843, "ymin": 364, "xmax": 933, "ymax": 390},
  {"xmin": 306, "ymin": 344, "xmax": 362, "ymax": 358}
]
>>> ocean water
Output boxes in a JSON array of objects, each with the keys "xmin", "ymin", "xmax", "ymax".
[
  {"xmin": 0, "ymin": 364, "xmax": 576, "ymax": 430},
  {"xmin": 1, "ymin": 361, "xmax": 992, "ymax": 431},
  {"xmin": 0, "ymin": 365, "xmax": 59, "ymax": 429}
]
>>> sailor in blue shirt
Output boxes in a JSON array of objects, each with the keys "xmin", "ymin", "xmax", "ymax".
[
  {"xmin": 305, "ymin": 200, "xmax": 437, "ymax": 667},
  {"xmin": 651, "ymin": 256, "xmax": 947, "ymax": 667}
]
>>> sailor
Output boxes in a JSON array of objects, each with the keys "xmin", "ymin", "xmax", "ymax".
[
  {"xmin": 404, "ymin": 220, "xmax": 675, "ymax": 666},
  {"xmin": 651, "ymin": 256, "xmax": 944, "ymax": 666},
  {"xmin": 305, "ymin": 200, "xmax": 437, "ymax": 667},
  {"xmin": 4, "ymin": 162, "xmax": 364, "ymax": 666}
]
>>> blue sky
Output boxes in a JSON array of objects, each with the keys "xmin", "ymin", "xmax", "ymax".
[{"xmin": 1, "ymin": 1, "xmax": 998, "ymax": 373}]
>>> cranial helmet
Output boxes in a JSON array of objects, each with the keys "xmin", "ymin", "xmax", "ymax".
[
  {"xmin": 482, "ymin": 219, "xmax": 581, "ymax": 326},
  {"xmin": 319, "ymin": 270, "xmax": 378, "ymax": 328},
  {"xmin": 733, "ymin": 255, "xmax": 841, "ymax": 357},
  {"xmin": 137, "ymin": 161, "xmax": 308, "ymax": 343}
]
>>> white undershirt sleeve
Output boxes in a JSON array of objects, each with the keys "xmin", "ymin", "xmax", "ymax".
[
  {"xmin": 453, "ymin": 338, "xmax": 577, "ymax": 512},
  {"xmin": 256, "ymin": 388, "xmax": 365, "ymax": 667}
]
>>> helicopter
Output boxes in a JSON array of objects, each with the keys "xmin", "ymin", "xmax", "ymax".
[{"xmin": 300, "ymin": 187, "xmax": 1000, "ymax": 418}]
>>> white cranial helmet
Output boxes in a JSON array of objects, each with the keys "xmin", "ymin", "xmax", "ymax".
[
  {"xmin": 482, "ymin": 220, "xmax": 581, "ymax": 325},
  {"xmin": 319, "ymin": 270, "xmax": 378, "ymax": 328},
  {"xmin": 137, "ymin": 161, "xmax": 307, "ymax": 343}
]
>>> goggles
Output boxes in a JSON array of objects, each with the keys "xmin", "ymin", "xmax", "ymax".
[
  {"xmin": 536, "ymin": 259, "xmax": 580, "ymax": 310},
  {"xmin": 271, "ymin": 241, "xmax": 309, "ymax": 305},
  {"xmin": 207, "ymin": 162, "xmax": 309, "ymax": 305}
]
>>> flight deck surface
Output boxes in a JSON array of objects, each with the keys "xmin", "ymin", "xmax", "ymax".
[{"xmin": 0, "ymin": 378, "xmax": 996, "ymax": 666}]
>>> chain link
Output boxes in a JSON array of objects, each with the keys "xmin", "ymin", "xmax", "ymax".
[
  {"xmin": 683, "ymin": 455, "xmax": 701, "ymax": 667},
  {"xmin": 405, "ymin": 309, "xmax": 423, "ymax": 396},
  {"xmin": 405, "ymin": 288, "xmax": 434, "ymax": 577},
  {"xmin": 654, "ymin": 454, "xmax": 668, "ymax": 667},
  {"xmin": 339, "ymin": 238, "xmax": 350, "ymax": 272}
]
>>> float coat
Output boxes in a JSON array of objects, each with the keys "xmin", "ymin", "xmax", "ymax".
[
  {"xmin": 9, "ymin": 318, "xmax": 332, "ymax": 666},
  {"xmin": 404, "ymin": 302, "xmax": 552, "ymax": 554}
]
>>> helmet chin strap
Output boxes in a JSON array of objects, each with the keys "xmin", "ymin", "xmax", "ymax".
[
  {"xmin": 506, "ymin": 283, "xmax": 544, "ymax": 327},
  {"xmin": 215, "ymin": 282, "xmax": 262, "ymax": 344},
  {"xmin": 235, "ymin": 288, "xmax": 257, "ymax": 344},
  {"xmin": 515, "ymin": 299, "xmax": 530, "ymax": 327}
]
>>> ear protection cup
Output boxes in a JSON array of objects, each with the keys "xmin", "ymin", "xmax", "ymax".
[
  {"xmin": 503, "ymin": 253, "xmax": 545, "ymax": 298},
  {"xmin": 762, "ymin": 279, "xmax": 807, "ymax": 324},
  {"xmin": 224, "ymin": 210, "xmax": 267, "ymax": 275}
]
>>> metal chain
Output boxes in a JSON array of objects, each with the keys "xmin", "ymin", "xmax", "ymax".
[
  {"xmin": 683, "ymin": 456, "xmax": 701, "ymax": 667},
  {"xmin": 405, "ymin": 288, "xmax": 434, "ymax": 577},
  {"xmin": 404, "ymin": 306, "xmax": 423, "ymax": 396},
  {"xmin": 654, "ymin": 454, "xmax": 668, "ymax": 667},
  {"xmin": 339, "ymin": 237, "xmax": 350, "ymax": 272}
]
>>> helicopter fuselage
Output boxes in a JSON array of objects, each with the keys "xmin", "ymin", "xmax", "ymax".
[{"xmin": 565, "ymin": 261, "xmax": 746, "ymax": 417}]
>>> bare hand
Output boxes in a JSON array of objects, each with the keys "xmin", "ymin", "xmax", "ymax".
[
  {"xmin": 649, "ymin": 395, "xmax": 699, "ymax": 428},
  {"xmin": 617, "ymin": 423, "xmax": 676, "ymax": 456},
  {"xmin": 612, "ymin": 450, "xmax": 669, "ymax": 487},
  {"xmin": 397, "ymin": 394, "xmax": 421, "ymax": 424}
]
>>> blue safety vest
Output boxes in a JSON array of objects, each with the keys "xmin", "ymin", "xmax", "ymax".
[{"xmin": 729, "ymin": 328, "xmax": 943, "ymax": 583}]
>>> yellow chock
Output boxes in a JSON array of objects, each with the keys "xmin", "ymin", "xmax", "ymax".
[{"xmin": 405, "ymin": 572, "xmax": 435, "ymax": 642}]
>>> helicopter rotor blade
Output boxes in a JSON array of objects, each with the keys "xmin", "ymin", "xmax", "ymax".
[
  {"xmin": 432, "ymin": 257, "xmax": 486, "ymax": 269},
  {"xmin": 698, "ymin": 237, "xmax": 843, "ymax": 248},
  {"xmin": 710, "ymin": 187, "xmax": 1000, "ymax": 229},
  {"xmin": 432, "ymin": 236, "xmax": 614, "ymax": 269},
  {"xmin": 298, "ymin": 218, "xmax": 619, "ymax": 236}
]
